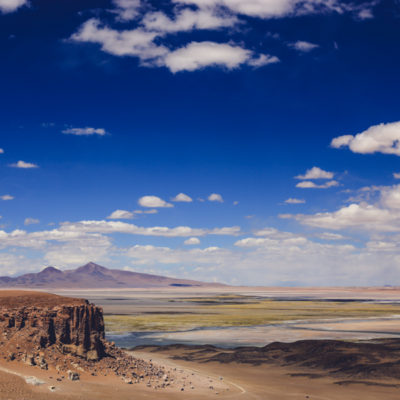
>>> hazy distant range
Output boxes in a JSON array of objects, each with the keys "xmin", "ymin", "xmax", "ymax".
[{"xmin": 0, "ymin": 262, "xmax": 224, "ymax": 289}]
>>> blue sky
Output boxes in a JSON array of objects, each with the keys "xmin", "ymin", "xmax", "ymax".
[{"xmin": 1, "ymin": 0, "xmax": 400, "ymax": 285}]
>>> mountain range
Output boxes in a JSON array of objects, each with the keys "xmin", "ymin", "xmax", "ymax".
[{"xmin": 0, "ymin": 262, "xmax": 223, "ymax": 289}]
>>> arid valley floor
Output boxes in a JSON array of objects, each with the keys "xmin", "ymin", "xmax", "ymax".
[{"xmin": 1, "ymin": 287, "xmax": 400, "ymax": 399}]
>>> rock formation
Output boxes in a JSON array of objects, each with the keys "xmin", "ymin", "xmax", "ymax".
[
  {"xmin": 0, "ymin": 291, "xmax": 170, "ymax": 387},
  {"xmin": 0, "ymin": 291, "xmax": 105, "ymax": 362}
]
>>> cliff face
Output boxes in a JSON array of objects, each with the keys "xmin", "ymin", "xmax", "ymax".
[
  {"xmin": 0, "ymin": 291, "xmax": 172, "ymax": 388},
  {"xmin": 0, "ymin": 292, "xmax": 106, "ymax": 362}
]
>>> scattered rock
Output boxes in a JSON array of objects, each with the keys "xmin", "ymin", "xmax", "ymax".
[{"xmin": 67, "ymin": 370, "xmax": 80, "ymax": 381}]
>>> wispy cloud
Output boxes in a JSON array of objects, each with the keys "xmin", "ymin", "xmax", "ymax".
[
  {"xmin": 296, "ymin": 180, "xmax": 339, "ymax": 189},
  {"xmin": 284, "ymin": 198, "xmax": 305, "ymax": 204},
  {"xmin": 24, "ymin": 218, "xmax": 40, "ymax": 225},
  {"xmin": 62, "ymin": 127, "xmax": 107, "ymax": 136},
  {"xmin": 0, "ymin": 195, "xmax": 14, "ymax": 201}
]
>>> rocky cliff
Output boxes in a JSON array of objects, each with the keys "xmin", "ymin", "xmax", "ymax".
[
  {"xmin": 0, "ymin": 296, "xmax": 106, "ymax": 362},
  {"xmin": 0, "ymin": 291, "xmax": 168, "ymax": 386}
]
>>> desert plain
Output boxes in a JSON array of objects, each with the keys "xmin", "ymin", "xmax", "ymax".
[{"xmin": 1, "ymin": 286, "xmax": 400, "ymax": 399}]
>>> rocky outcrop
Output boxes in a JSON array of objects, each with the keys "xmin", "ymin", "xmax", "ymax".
[
  {"xmin": 0, "ymin": 301, "xmax": 106, "ymax": 361},
  {"xmin": 0, "ymin": 291, "xmax": 175, "ymax": 389}
]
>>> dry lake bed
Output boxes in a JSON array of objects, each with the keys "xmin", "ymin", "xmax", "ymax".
[{"xmin": 52, "ymin": 287, "xmax": 400, "ymax": 348}]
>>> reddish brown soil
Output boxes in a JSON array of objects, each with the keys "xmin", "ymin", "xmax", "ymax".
[{"xmin": 0, "ymin": 290, "xmax": 85, "ymax": 308}]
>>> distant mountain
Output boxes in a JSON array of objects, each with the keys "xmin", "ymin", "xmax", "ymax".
[{"xmin": 0, "ymin": 262, "xmax": 224, "ymax": 289}]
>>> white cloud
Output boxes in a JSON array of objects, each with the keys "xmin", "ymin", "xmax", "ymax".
[
  {"xmin": 317, "ymin": 232, "xmax": 346, "ymax": 240},
  {"xmin": 295, "ymin": 166, "xmax": 334, "ymax": 180},
  {"xmin": 24, "ymin": 218, "xmax": 39, "ymax": 226},
  {"xmin": 142, "ymin": 7, "xmax": 238, "ymax": 32},
  {"xmin": 296, "ymin": 180, "xmax": 339, "ymax": 189},
  {"xmin": 0, "ymin": 148, "xmax": 4, "ymax": 154},
  {"xmin": 59, "ymin": 220, "xmax": 240, "ymax": 237},
  {"xmin": 70, "ymin": 18, "xmax": 168, "ymax": 64},
  {"xmin": 164, "ymin": 41, "xmax": 278, "ymax": 73},
  {"xmin": 290, "ymin": 40, "xmax": 319, "ymax": 52},
  {"xmin": 172, "ymin": 0, "xmax": 369, "ymax": 19},
  {"xmin": 208, "ymin": 193, "xmax": 224, "ymax": 202},
  {"xmin": 284, "ymin": 198, "xmax": 305, "ymax": 204},
  {"xmin": 394, "ymin": 172, "xmax": 400, "ymax": 179},
  {"xmin": 134, "ymin": 209, "xmax": 159, "ymax": 214},
  {"xmin": 138, "ymin": 195, "xmax": 173, "ymax": 208},
  {"xmin": 62, "ymin": 127, "xmax": 106, "ymax": 136},
  {"xmin": 112, "ymin": 0, "xmax": 141, "ymax": 21},
  {"xmin": 171, "ymin": 193, "xmax": 193, "ymax": 202},
  {"xmin": 9, "ymin": 160, "xmax": 38, "ymax": 169},
  {"xmin": 121, "ymin": 227, "xmax": 400, "ymax": 286},
  {"xmin": 107, "ymin": 209, "xmax": 135, "ymax": 219},
  {"xmin": 71, "ymin": 20, "xmax": 278, "ymax": 73},
  {"xmin": 0, "ymin": 0, "xmax": 27, "ymax": 14},
  {"xmin": 184, "ymin": 237, "xmax": 200, "ymax": 245},
  {"xmin": 331, "ymin": 121, "xmax": 400, "ymax": 156},
  {"xmin": 293, "ymin": 203, "xmax": 395, "ymax": 231},
  {"xmin": 357, "ymin": 7, "xmax": 374, "ymax": 19},
  {"xmin": 0, "ymin": 195, "xmax": 14, "ymax": 201},
  {"xmin": 291, "ymin": 185, "xmax": 400, "ymax": 232},
  {"xmin": 233, "ymin": 201, "xmax": 239, "ymax": 205}
]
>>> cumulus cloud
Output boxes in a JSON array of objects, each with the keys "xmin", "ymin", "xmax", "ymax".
[
  {"xmin": 331, "ymin": 121, "xmax": 400, "ymax": 156},
  {"xmin": 291, "ymin": 184, "xmax": 400, "ymax": 232},
  {"xmin": 295, "ymin": 167, "xmax": 334, "ymax": 180},
  {"xmin": 0, "ymin": 0, "xmax": 27, "ymax": 14},
  {"xmin": 62, "ymin": 127, "xmax": 107, "ymax": 136},
  {"xmin": 138, "ymin": 195, "xmax": 173, "ymax": 208},
  {"xmin": 0, "ymin": 148, "xmax": 4, "ymax": 154},
  {"xmin": 107, "ymin": 209, "xmax": 135, "ymax": 219},
  {"xmin": 296, "ymin": 180, "xmax": 339, "ymax": 189},
  {"xmin": 184, "ymin": 237, "xmax": 200, "ymax": 245},
  {"xmin": 9, "ymin": 160, "xmax": 38, "ymax": 169},
  {"xmin": 208, "ymin": 193, "xmax": 224, "ymax": 202},
  {"xmin": 394, "ymin": 172, "xmax": 400, "ymax": 179},
  {"xmin": 24, "ymin": 218, "xmax": 39, "ymax": 225},
  {"xmin": 284, "ymin": 198, "xmax": 305, "ymax": 204},
  {"xmin": 290, "ymin": 40, "xmax": 319, "ymax": 52},
  {"xmin": 164, "ymin": 41, "xmax": 279, "ymax": 73},
  {"xmin": 0, "ymin": 195, "xmax": 14, "ymax": 201},
  {"xmin": 171, "ymin": 193, "xmax": 193, "ymax": 202}
]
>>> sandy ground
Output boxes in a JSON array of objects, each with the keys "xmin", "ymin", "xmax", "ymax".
[{"xmin": 1, "ymin": 348, "xmax": 400, "ymax": 400}]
